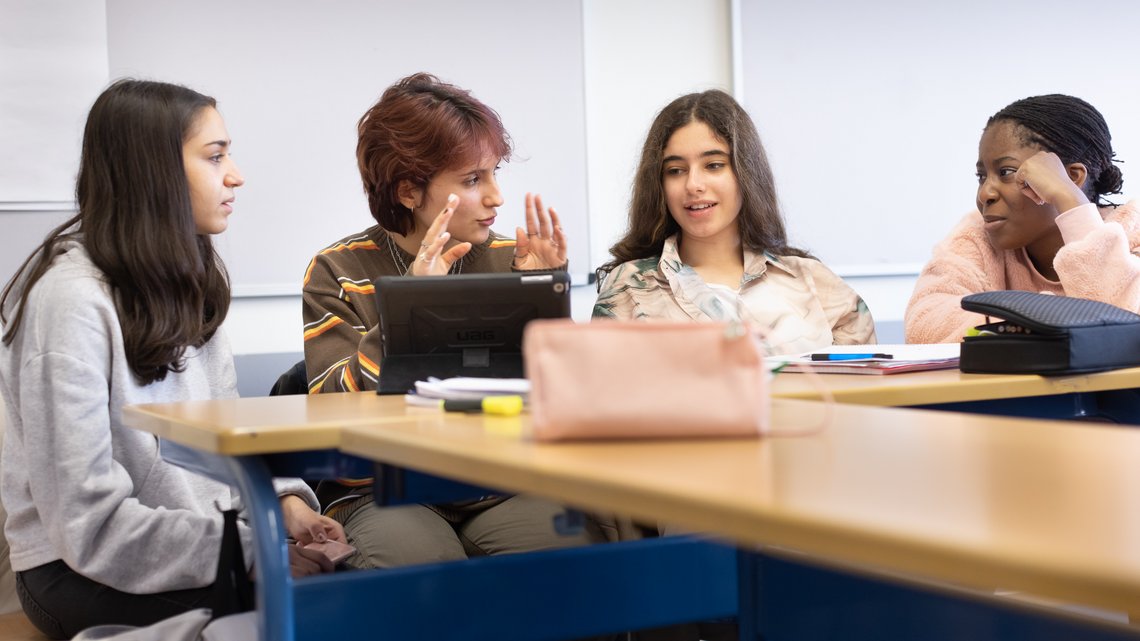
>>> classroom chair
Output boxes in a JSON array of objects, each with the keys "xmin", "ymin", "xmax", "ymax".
[{"xmin": 269, "ymin": 360, "xmax": 307, "ymax": 396}]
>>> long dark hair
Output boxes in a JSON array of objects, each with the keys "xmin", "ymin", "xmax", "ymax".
[
  {"xmin": 1, "ymin": 79, "xmax": 231, "ymax": 385},
  {"xmin": 986, "ymin": 94, "xmax": 1123, "ymax": 207},
  {"xmin": 597, "ymin": 89, "xmax": 807, "ymax": 281},
  {"xmin": 357, "ymin": 72, "xmax": 513, "ymax": 235}
]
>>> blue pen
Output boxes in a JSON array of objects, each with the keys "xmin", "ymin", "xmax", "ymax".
[{"xmin": 810, "ymin": 352, "xmax": 893, "ymax": 361}]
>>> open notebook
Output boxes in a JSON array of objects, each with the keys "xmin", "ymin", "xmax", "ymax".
[{"xmin": 767, "ymin": 343, "xmax": 960, "ymax": 375}]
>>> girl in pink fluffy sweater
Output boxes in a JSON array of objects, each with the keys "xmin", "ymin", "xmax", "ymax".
[{"xmin": 906, "ymin": 94, "xmax": 1140, "ymax": 344}]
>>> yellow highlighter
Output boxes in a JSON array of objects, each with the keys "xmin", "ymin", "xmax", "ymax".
[{"xmin": 442, "ymin": 395, "xmax": 524, "ymax": 416}]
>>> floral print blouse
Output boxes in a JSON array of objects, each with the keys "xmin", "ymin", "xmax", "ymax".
[{"xmin": 593, "ymin": 235, "xmax": 876, "ymax": 355}]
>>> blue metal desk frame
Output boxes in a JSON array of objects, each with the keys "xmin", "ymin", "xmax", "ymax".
[
  {"xmin": 916, "ymin": 388, "xmax": 1140, "ymax": 424},
  {"xmin": 192, "ymin": 448, "xmax": 738, "ymax": 641}
]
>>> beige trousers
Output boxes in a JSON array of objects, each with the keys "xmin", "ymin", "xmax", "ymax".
[{"xmin": 332, "ymin": 494, "xmax": 601, "ymax": 569}]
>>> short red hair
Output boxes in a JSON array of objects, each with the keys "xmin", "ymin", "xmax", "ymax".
[{"xmin": 357, "ymin": 72, "xmax": 513, "ymax": 234}]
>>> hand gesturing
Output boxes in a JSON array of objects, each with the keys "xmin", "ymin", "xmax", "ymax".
[
  {"xmin": 411, "ymin": 193, "xmax": 473, "ymax": 276},
  {"xmin": 512, "ymin": 193, "xmax": 567, "ymax": 270}
]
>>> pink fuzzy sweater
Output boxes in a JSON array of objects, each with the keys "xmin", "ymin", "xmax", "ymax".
[{"xmin": 905, "ymin": 200, "xmax": 1140, "ymax": 344}]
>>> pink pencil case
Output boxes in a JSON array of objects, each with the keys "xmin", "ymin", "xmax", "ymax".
[{"xmin": 524, "ymin": 320, "xmax": 771, "ymax": 441}]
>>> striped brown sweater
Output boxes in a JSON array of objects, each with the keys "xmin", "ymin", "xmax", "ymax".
[{"xmin": 302, "ymin": 224, "xmax": 521, "ymax": 394}]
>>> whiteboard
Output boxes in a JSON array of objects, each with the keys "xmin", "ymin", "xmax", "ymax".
[
  {"xmin": 106, "ymin": 0, "xmax": 588, "ymax": 295},
  {"xmin": 0, "ymin": 0, "xmax": 107, "ymax": 204},
  {"xmin": 738, "ymin": 0, "xmax": 1140, "ymax": 274}
]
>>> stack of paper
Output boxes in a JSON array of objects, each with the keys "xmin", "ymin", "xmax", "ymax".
[
  {"xmin": 767, "ymin": 344, "xmax": 960, "ymax": 375},
  {"xmin": 406, "ymin": 377, "xmax": 531, "ymax": 407}
]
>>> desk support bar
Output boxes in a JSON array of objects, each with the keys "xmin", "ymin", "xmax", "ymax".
[
  {"xmin": 919, "ymin": 389, "xmax": 1140, "ymax": 425},
  {"xmin": 228, "ymin": 455, "xmax": 294, "ymax": 641},
  {"xmin": 292, "ymin": 535, "xmax": 737, "ymax": 641},
  {"xmin": 749, "ymin": 550, "xmax": 1140, "ymax": 641}
]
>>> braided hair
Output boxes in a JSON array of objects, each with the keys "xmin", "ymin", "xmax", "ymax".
[{"xmin": 986, "ymin": 94, "xmax": 1123, "ymax": 206}]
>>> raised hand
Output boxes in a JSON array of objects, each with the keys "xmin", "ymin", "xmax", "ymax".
[
  {"xmin": 513, "ymin": 193, "xmax": 567, "ymax": 270},
  {"xmin": 412, "ymin": 193, "xmax": 473, "ymax": 276}
]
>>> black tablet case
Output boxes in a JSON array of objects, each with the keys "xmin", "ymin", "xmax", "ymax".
[{"xmin": 373, "ymin": 272, "xmax": 571, "ymax": 394}]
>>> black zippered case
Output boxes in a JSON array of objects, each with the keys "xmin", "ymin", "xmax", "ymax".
[{"xmin": 959, "ymin": 291, "xmax": 1140, "ymax": 375}]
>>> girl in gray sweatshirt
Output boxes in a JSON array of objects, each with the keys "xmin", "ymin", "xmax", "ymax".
[{"xmin": 0, "ymin": 79, "xmax": 343, "ymax": 639}]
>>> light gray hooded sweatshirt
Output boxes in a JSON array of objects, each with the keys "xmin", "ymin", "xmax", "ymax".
[{"xmin": 0, "ymin": 240, "xmax": 314, "ymax": 593}]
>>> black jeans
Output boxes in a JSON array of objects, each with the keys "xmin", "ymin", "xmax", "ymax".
[{"xmin": 15, "ymin": 560, "xmax": 214, "ymax": 640}]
